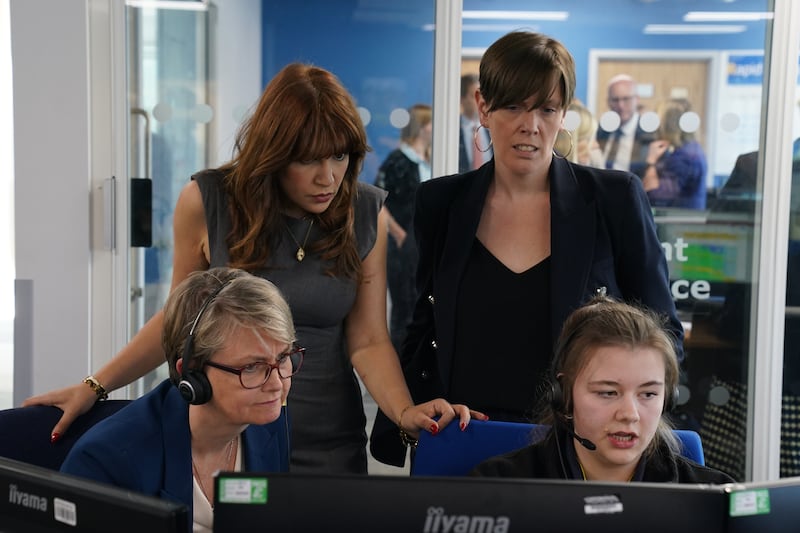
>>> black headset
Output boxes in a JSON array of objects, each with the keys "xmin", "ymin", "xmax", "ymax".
[{"xmin": 177, "ymin": 280, "xmax": 232, "ymax": 405}]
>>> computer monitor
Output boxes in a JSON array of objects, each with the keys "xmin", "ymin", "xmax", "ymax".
[
  {"xmin": 0, "ymin": 457, "xmax": 188, "ymax": 533},
  {"xmin": 214, "ymin": 472, "xmax": 730, "ymax": 532},
  {"xmin": 725, "ymin": 476, "xmax": 800, "ymax": 532}
]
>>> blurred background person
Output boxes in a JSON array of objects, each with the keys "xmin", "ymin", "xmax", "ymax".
[
  {"xmin": 597, "ymin": 74, "xmax": 655, "ymax": 176},
  {"xmin": 643, "ymin": 98, "xmax": 708, "ymax": 210},
  {"xmin": 375, "ymin": 103, "xmax": 433, "ymax": 355},
  {"xmin": 559, "ymin": 100, "xmax": 604, "ymax": 168},
  {"xmin": 458, "ymin": 73, "xmax": 492, "ymax": 173}
]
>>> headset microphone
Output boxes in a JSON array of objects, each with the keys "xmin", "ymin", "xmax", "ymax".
[
  {"xmin": 560, "ymin": 421, "xmax": 597, "ymax": 451},
  {"xmin": 548, "ymin": 378, "xmax": 597, "ymax": 451}
]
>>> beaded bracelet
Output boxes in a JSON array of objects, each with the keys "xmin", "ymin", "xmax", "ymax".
[{"xmin": 83, "ymin": 375, "xmax": 109, "ymax": 400}]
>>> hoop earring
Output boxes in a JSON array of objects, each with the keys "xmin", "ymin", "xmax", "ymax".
[
  {"xmin": 553, "ymin": 129, "xmax": 574, "ymax": 160},
  {"xmin": 473, "ymin": 124, "xmax": 493, "ymax": 153}
]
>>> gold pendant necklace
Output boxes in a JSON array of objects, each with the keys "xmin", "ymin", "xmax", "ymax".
[{"xmin": 285, "ymin": 218, "xmax": 314, "ymax": 262}]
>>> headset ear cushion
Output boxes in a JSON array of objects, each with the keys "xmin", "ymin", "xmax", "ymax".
[
  {"xmin": 178, "ymin": 371, "xmax": 212, "ymax": 405},
  {"xmin": 548, "ymin": 380, "xmax": 563, "ymax": 413}
]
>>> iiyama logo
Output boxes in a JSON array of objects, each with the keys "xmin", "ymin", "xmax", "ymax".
[
  {"xmin": 8, "ymin": 484, "xmax": 48, "ymax": 512},
  {"xmin": 423, "ymin": 506, "xmax": 510, "ymax": 533}
]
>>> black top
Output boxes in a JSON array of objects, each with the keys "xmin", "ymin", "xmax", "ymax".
[
  {"xmin": 374, "ymin": 148, "xmax": 420, "ymax": 232},
  {"xmin": 449, "ymin": 240, "xmax": 551, "ymax": 420},
  {"xmin": 471, "ymin": 425, "xmax": 736, "ymax": 484}
]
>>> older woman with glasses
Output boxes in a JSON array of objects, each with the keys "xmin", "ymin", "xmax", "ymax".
[{"xmin": 61, "ymin": 268, "xmax": 297, "ymax": 533}]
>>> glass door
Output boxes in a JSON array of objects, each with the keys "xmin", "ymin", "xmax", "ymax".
[{"xmin": 126, "ymin": 0, "xmax": 213, "ymax": 393}]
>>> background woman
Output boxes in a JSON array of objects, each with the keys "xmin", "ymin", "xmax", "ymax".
[
  {"xmin": 375, "ymin": 103, "xmax": 433, "ymax": 354},
  {"xmin": 643, "ymin": 97, "xmax": 708, "ymax": 209}
]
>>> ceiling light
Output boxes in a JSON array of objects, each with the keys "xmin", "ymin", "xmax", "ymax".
[
  {"xmin": 644, "ymin": 24, "xmax": 747, "ymax": 35},
  {"xmin": 462, "ymin": 24, "xmax": 541, "ymax": 32},
  {"xmin": 684, "ymin": 11, "xmax": 773, "ymax": 22},
  {"xmin": 126, "ymin": 0, "xmax": 209, "ymax": 11},
  {"xmin": 462, "ymin": 11, "xmax": 568, "ymax": 21}
]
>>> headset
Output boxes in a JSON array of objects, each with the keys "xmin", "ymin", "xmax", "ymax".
[{"xmin": 177, "ymin": 280, "xmax": 232, "ymax": 405}]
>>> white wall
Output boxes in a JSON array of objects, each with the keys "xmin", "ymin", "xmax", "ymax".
[
  {"xmin": 11, "ymin": 0, "xmax": 91, "ymax": 401},
  {"xmin": 213, "ymin": 0, "xmax": 261, "ymax": 166}
]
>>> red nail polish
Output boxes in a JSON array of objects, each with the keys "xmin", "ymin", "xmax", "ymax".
[
  {"xmin": 51, "ymin": 433, "xmax": 61, "ymax": 444},
  {"xmin": 430, "ymin": 424, "xmax": 438, "ymax": 435},
  {"xmin": 459, "ymin": 422, "xmax": 466, "ymax": 431},
  {"xmin": 483, "ymin": 415, "xmax": 490, "ymax": 421}
]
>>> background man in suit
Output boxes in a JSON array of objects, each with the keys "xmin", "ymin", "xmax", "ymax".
[
  {"xmin": 458, "ymin": 74, "xmax": 492, "ymax": 173},
  {"xmin": 597, "ymin": 74, "xmax": 655, "ymax": 177}
]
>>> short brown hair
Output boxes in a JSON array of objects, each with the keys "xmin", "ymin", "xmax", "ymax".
[{"xmin": 479, "ymin": 31, "xmax": 575, "ymax": 113}]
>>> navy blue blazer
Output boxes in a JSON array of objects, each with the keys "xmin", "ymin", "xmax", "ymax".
[
  {"xmin": 370, "ymin": 157, "xmax": 682, "ymax": 466},
  {"xmin": 61, "ymin": 380, "xmax": 290, "ymax": 531}
]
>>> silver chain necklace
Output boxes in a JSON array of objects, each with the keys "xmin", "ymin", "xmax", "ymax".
[{"xmin": 192, "ymin": 435, "xmax": 237, "ymax": 507}]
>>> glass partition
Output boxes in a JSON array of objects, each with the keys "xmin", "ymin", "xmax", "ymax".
[
  {"xmin": 126, "ymin": 1, "xmax": 214, "ymax": 392},
  {"xmin": 781, "ymin": 38, "xmax": 800, "ymax": 478}
]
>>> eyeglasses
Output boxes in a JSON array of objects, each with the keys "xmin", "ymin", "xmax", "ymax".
[
  {"xmin": 609, "ymin": 96, "xmax": 635, "ymax": 104},
  {"xmin": 204, "ymin": 345, "xmax": 305, "ymax": 389}
]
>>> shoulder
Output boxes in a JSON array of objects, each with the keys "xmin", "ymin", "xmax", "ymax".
[
  {"xmin": 186, "ymin": 168, "xmax": 227, "ymax": 213},
  {"xmin": 63, "ymin": 383, "xmax": 174, "ymax": 471},
  {"xmin": 673, "ymin": 455, "xmax": 737, "ymax": 484},
  {"xmin": 81, "ymin": 382, "xmax": 174, "ymax": 441},
  {"xmin": 417, "ymin": 172, "xmax": 473, "ymax": 205},
  {"xmin": 191, "ymin": 168, "xmax": 226, "ymax": 190},
  {"xmin": 469, "ymin": 443, "xmax": 550, "ymax": 479},
  {"xmin": 352, "ymin": 181, "xmax": 387, "ymax": 257},
  {"xmin": 643, "ymin": 445, "xmax": 736, "ymax": 484},
  {"xmin": 567, "ymin": 163, "xmax": 644, "ymax": 202},
  {"xmin": 356, "ymin": 180, "xmax": 388, "ymax": 205},
  {"xmin": 379, "ymin": 149, "xmax": 411, "ymax": 169}
]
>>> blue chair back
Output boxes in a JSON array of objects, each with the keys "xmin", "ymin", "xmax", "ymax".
[
  {"xmin": 0, "ymin": 400, "xmax": 131, "ymax": 470},
  {"xmin": 411, "ymin": 420, "xmax": 705, "ymax": 476}
]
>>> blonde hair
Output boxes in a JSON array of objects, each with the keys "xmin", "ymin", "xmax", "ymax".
[
  {"xmin": 400, "ymin": 104, "xmax": 432, "ymax": 144},
  {"xmin": 162, "ymin": 267, "xmax": 296, "ymax": 383},
  {"xmin": 657, "ymin": 98, "xmax": 695, "ymax": 147},
  {"xmin": 556, "ymin": 101, "xmax": 599, "ymax": 163}
]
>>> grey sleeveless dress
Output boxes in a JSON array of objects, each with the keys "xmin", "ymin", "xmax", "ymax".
[{"xmin": 194, "ymin": 170, "xmax": 387, "ymax": 474}]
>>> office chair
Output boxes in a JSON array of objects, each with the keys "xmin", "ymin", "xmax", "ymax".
[
  {"xmin": 0, "ymin": 400, "xmax": 131, "ymax": 470},
  {"xmin": 411, "ymin": 419, "xmax": 705, "ymax": 476}
]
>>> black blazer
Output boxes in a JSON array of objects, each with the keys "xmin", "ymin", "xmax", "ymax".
[{"xmin": 370, "ymin": 158, "xmax": 682, "ymax": 466}]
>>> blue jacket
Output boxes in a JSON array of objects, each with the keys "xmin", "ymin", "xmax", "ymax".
[{"xmin": 61, "ymin": 380, "xmax": 289, "ymax": 530}]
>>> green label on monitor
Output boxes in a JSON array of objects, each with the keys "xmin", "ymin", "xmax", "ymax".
[
  {"xmin": 729, "ymin": 489, "xmax": 770, "ymax": 516},
  {"xmin": 218, "ymin": 478, "xmax": 268, "ymax": 504}
]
